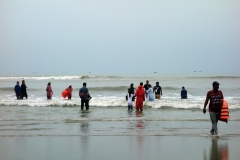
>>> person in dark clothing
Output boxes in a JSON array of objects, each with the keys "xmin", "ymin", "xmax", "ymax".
[
  {"xmin": 20, "ymin": 80, "xmax": 28, "ymax": 99},
  {"xmin": 144, "ymin": 80, "xmax": 150, "ymax": 91},
  {"xmin": 14, "ymin": 81, "xmax": 21, "ymax": 99},
  {"xmin": 153, "ymin": 82, "xmax": 162, "ymax": 99},
  {"xmin": 144, "ymin": 80, "xmax": 151, "ymax": 98},
  {"xmin": 128, "ymin": 83, "xmax": 135, "ymax": 101},
  {"xmin": 79, "ymin": 82, "xmax": 92, "ymax": 110},
  {"xmin": 181, "ymin": 86, "xmax": 187, "ymax": 99}
]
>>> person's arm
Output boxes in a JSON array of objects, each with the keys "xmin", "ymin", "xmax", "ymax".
[
  {"xmin": 203, "ymin": 93, "xmax": 209, "ymax": 114},
  {"xmin": 160, "ymin": 88, "xmax": 162, "ymax": 95},
  {"xmin": 146, "ymin": 88, "xmax": 149, "ymax": 94},
  {"xmin": 203, "ymin": 100, "xmax": 208, "ymax": 114},
  {"xmin": 79, "ymin": 88, "xmax": 82, "ymax": 97},
  {"xmin": 87, "ymin": 89, "xmax": 91, "ymax": 99},
  {"xmin": 219, "ymin": 91, "xmax": 224, "ymax": 106}
]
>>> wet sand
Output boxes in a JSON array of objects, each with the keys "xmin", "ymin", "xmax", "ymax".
[{"xmin": 0, "ymin": 136, "xmax": 239, "ymax": 160}]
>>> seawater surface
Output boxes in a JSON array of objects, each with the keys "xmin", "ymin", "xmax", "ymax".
[
  {"xmin": 0, "ymin": 73, "xmax": 239, "ymax": 137},
  {"xmin": 0, "ymin": 73, "xmax": 239, "ymax": 109},
  {"xmin": 0, "ymin": 73, "xmax": 240, "ymax": 160}
]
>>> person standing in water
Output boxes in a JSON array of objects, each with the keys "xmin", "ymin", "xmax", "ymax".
[
  {"xmin": 126, "ymin": 89, "xmax": 134, "ymax": 111},
  {"xmin": 144, "ymin": 80, "xmax": 150, "ymax": 98},
  {"xmin": 153, "ymin": 82, "xmax": 162, "ymax": 99},
  {"xmin": 66, "ymin": 84, "xmax": 73, "ymax": 99},
  {"xmin": 203, "ymin": 81, "xmax": 223, "ymax": 135},
  {"xmin": 135, "ymin": 82, "xmax": 145, "ymax": 111},
  {"xmin": 79, "ymin": 82, "xmax": 91, "ymax": 110},
  {"xmin": 20, "ymin": 80, "xmax": 28, "ymax": 99},
  {"xmin": 46, "ymin": 82, "xmax": 53, "ymax": 99},
  {"xmin": 128, "ymin": 83, "xmax": 135, "ymax": 101},
  {"xmin": 146, "ymin": 85, "xmax": 154, "ymax": 101},
  {"xmin": 14, "ymin": 81, "xmax": 21, "ymax": 99},
  {"xmin": 181, "ymin": 86, "xmax": 187, "ymax": 99}
]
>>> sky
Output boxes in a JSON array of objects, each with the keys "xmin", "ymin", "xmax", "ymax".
[{"xmin": 0, "ymin": 0, "xmax": 240, "ymax": 76}]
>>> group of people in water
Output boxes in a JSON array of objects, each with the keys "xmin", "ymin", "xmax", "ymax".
[
  {"xmin": 126, "ymin": 80, "xmax": 187, "ymax": 111},
  {"xmin": 126, "ymin": 80, "xmax": 225, "ymax": 136},
  {"xmin": 14, "ymin": 80, "xmax": 187, "ymax": 111},
  {"xmin": 14, "ymin": 79, "xmax": 225, "ymax": 135},
  {"xmin": 14, "ymin": 80, "xmax": 28, "ymax": 99},
  {"xmin": 14, "ymin": 80, "xmax": 92, "ymax": 110}
]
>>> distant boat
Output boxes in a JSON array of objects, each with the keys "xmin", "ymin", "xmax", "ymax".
[
  {"xmin": 194, "ymin": 71, "xmax": 197, "ymax": 72},
  {"xmin": 154, "ymin": 72, "xmax": 156, "ymax": 73}
]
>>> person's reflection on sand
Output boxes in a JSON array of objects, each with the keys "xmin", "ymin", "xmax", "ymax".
[
  {"xmin": 79, "ymin": 111, "xmax": 90, "ymax": 160},
  {"xmin": 136, "ymin": 111, "xmax": 145, "ymax": 129},
  {"xmin": 208, "ymin": 138, "xmax": 228, "ymax": 160},
  {"xmin": 135, "ymin": 111, "xmax": 145, "ymax": 159},
  {"xmin": 80, "ymin": 111, "xmax": 90, "ymax": 133}
]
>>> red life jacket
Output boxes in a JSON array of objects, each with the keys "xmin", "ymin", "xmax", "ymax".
[{"xmin": 219, "ymin": 99, "xmax": 229, "ymax": 123}]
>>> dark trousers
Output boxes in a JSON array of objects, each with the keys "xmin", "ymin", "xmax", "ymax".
[
  {"xmin": 81, "ymin": 99, "xmax": 89, "ymax": 110},
  {"xmin": 128, "ymin": 105, "xmax": 133, "ymax": 111},
  {"xmin": 16, "ymin": 93, "xmax": 21, "ymax": 99},
  {"xmin": 21, "ymin": 93, "xmax": 28, "ymax": 99}
]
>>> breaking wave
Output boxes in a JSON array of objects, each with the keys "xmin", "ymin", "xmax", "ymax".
[
  {"xmin": 0, "ymin": 96, "xmax": 239, "ymax": 109},
  {"xmin": 0, "ymin": 75, "xmax": 121, "ymax": 80}
]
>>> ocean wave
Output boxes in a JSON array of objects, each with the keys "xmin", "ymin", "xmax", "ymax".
[
  {"xmin": 0, "ymin": 97, "xmax": 239, "ymax": 109},
  {"xmin": 89, "ymin": 86, "xmax": 129, "ymax": 91},
  {"xmin": 187, "ymin": 76, "xmax": 240, "ymax": 79},
  {"xmin": 162, "ymin": 86, "xmax": 180, "ymax": 90},
  {"xmin": 0, "ymin": 75, "xmax": 121, "ymax": 80},
  {"xmin": 0, "ymin": 87, "xmax": 39, "ymax": 92}
]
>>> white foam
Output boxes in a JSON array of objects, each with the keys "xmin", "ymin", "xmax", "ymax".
[
  {"xmin": 0, "ymin": 95, "xmax": 239, "ymax": 109},
  {"xmin": 0, "ymin": 75, "xmax": 120, "ymax": 80}
]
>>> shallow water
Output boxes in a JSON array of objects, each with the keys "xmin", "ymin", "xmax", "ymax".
[
  {"xmin": 0, "ymin": 73, "xmax": 239, "ymax": 159},
  {"xmin": 0, "ymin": 106, "xmax": 239, "ymax": 137}
]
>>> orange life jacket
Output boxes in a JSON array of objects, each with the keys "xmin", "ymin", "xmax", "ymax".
[
  {"xmin": 219, "ymin": 99, "xmax": 229, "ymax": 123},
  {"xmin": 62, "ymin": 90, "xmax": 68, "ymax": 98}
]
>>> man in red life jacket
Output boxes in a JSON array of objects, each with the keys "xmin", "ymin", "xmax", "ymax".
[{"xmin": 203, "ymin": 81, "xmax": 223, "ymax": 135}]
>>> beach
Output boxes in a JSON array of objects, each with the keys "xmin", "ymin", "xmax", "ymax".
[
  {"xmin": 0, "ymin": 136, "xmax": 239, "ymax": 160},
  {"xmin": 0, "ymin": 73, "xmax": 240, "ymax": 159}
]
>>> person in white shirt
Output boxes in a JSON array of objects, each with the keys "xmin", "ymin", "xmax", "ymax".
[
  {"xmin": 146, "ymin": 85, "xmax": 154, "ymax": 101},
  {"xmin": 126, "ymin": 89, "xmax": 134, "ymax": 111}
]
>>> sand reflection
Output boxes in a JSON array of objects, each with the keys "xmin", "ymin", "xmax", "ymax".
[
  {"xmin": 205, "ymin": 138, "xmax": 229, "ymax": 160},
  {"xmin": 79, "ymin": 111, "xmax": 91, "ymax": 160},
  {"xmin": 135, "ymin": 111, "xmax": 145, "ymax": 160}
]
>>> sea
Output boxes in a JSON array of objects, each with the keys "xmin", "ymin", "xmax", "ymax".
[{"xmin": 0, "ymin": 72, "xmax": 240, "ymax": 137}]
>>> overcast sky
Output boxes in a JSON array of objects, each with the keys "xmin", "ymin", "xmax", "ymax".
[{"xmin": 0, "ymin": 0, "xmax": 239, "ymax": 76}]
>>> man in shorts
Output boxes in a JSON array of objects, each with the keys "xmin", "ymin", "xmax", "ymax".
[
  {"xmin": 153, "ymin": 82, "xmax": 162, "ymax": 99},
  {"xmin": 203, "ymin": 81, "xmax": 223, "ymax": 135}
]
